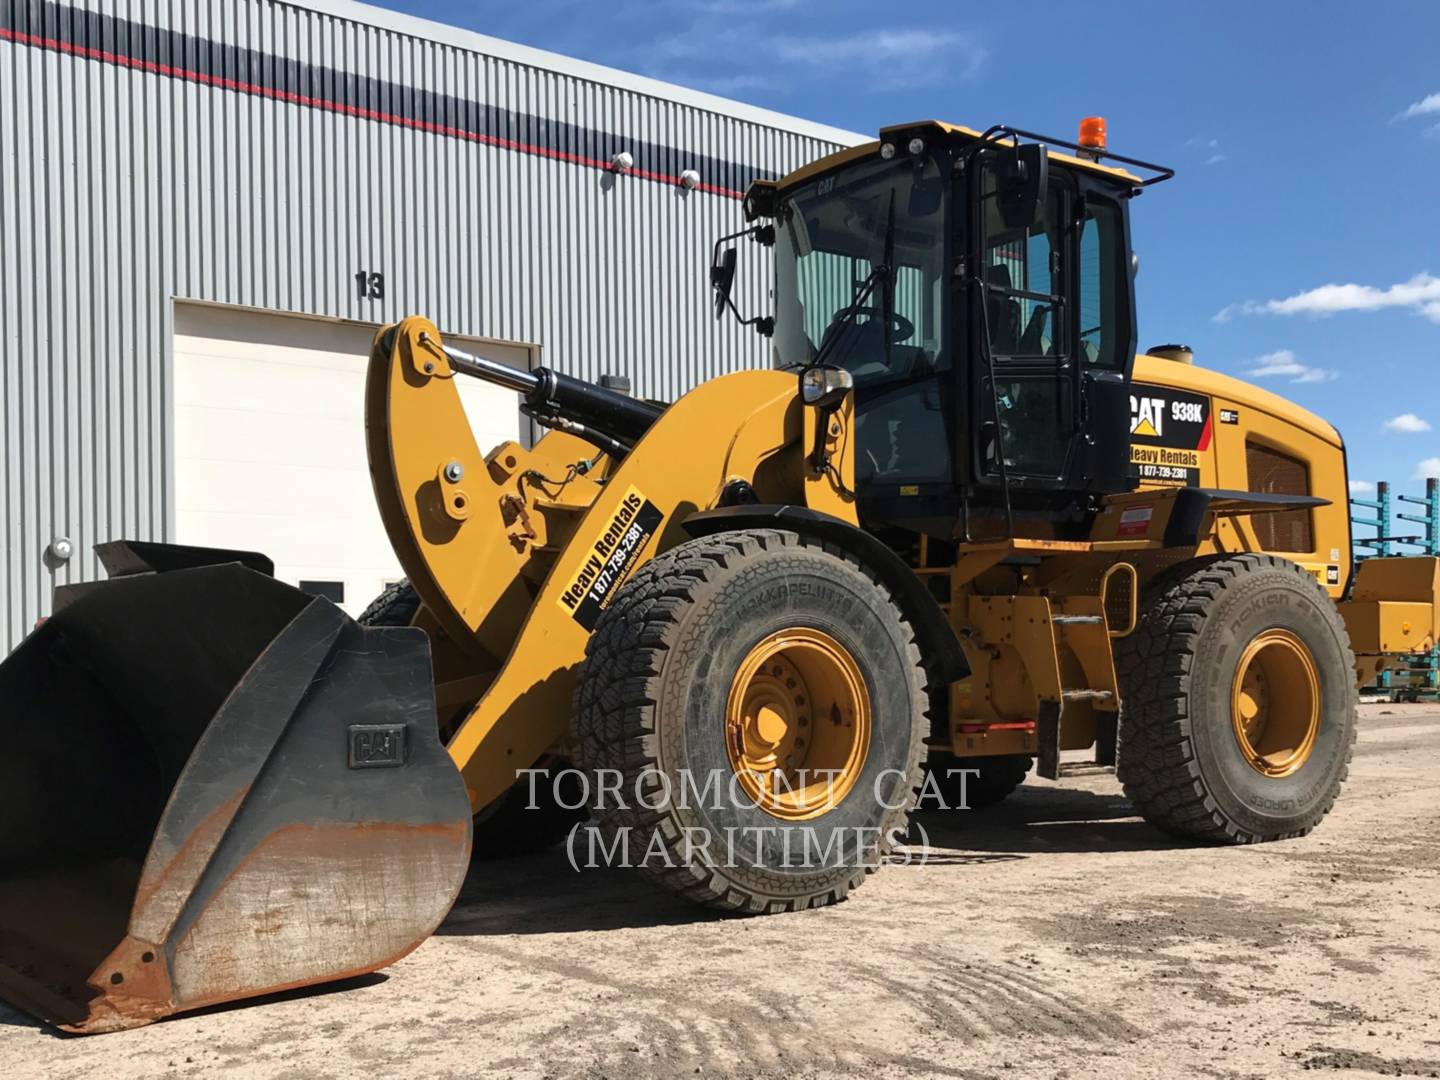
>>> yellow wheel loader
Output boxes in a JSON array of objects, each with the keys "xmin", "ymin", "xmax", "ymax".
[{"xmin": 3, "ymin": 117, "xmax": 1434, "ymax": 1032}]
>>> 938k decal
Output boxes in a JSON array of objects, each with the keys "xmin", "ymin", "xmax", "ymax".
[{"xmin": 1129, "ymin": 386, "xmax": 1212, "ymax": 485}]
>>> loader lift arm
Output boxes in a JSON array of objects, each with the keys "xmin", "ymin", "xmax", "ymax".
[{"xmin": 366, "ymin": 317, "xmax": 847, "ymax": 811}]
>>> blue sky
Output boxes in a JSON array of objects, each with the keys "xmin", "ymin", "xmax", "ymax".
[{"xmin": 378, "ymin": 0, "xmax": 1439, "ymax": 507}]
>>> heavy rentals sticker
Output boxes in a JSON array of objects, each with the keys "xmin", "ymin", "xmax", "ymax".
[
  {"xmin": 558, "ymin": 486, "xmax": 664, "ymax": 631},
  {"xmin": 1129, "ymin": 386, "xmax": 1212, "ymax": 486}
]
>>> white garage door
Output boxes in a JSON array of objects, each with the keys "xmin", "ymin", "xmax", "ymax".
[{"xmin": 173, "ymin": 304, "xmax": 530, "ymax": 616}]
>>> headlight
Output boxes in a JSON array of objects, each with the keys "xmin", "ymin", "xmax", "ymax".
[{"xmin": 799, "ymin": 365, "xmax": 854, "ymax": 406}]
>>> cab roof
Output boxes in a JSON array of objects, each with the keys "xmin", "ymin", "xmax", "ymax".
[{"xmin": 776, "ymin": 119, "xmax": 1145, "ymax": 193}]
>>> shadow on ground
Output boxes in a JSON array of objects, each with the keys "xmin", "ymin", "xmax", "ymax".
[
  {"xmin": 0, "ymin": 1002, "xmax": 41, "ymax": 1032},
  {"xmin": 437, "ymin": 848, "xmax": 726, "ymax": 938},
  {"xmin": 437, "ymin": 782, "xmax": 1183, "ymax": 938},
  {"xmin": 1, "ymin": 784, "xmax": 1188, "ymax": 1037},
  {"xmin": 911, "ymin": 782, "xmax": 1183, "ymax": 857},
  {"xmin": 0, "ymin": 974, "xmax": 389, "ymax": 1037}
]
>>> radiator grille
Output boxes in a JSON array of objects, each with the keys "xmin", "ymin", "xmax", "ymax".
[{"xmin": 1246, "ymin": 444, "xmax": 1313, "ymax": 552}]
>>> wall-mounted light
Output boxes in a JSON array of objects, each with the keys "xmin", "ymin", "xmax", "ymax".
[
  {"xmin": 679, "ymin": 169, "xmax": 701, "ymax": 190},
  {"xmin": 610, "ymin": 150, "xmax": 634, "ymax": 173},
  {"xmin": 47, "ymin": 536, "xmax": 73, "ymax": 562}
]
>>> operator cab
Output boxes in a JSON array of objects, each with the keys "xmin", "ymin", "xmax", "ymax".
[{"xmin": 712, "ymin": 119, "xmax": 1173, "ymax": 540}]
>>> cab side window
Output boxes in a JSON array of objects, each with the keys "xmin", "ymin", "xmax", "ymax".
[
  {"xmin": 981, "ymin": 188, "xmax": 1065, "ymax": 359},
  {"xmin": 1078, "ymin": 199, "xmax": 1126, "ymax": 369}
]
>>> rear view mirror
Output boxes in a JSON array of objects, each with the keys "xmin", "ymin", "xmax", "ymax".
[
  {"xmin": 993, "ymin": 143, "xmax": 1049, "ymax": 229},
  {"xmin": 710, "ymin": 247, "xmax": 737, "ymax": 320},
  {"xmin": 742, "ymin": 179, "xmax": 778, "ymax": 222}
]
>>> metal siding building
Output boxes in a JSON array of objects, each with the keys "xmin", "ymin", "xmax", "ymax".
[{"xmin": 0, "ymin": 0, "xmax": 862, "ymax": 647}]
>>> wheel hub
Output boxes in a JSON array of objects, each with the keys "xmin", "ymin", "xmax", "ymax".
[
  {"xmin": 725, "ymin": 628, "xmax": 870, "ymax": 820},
  {"xmin": 1230, "ymin": 628, "xmax": 1321, "ymax": 778}
]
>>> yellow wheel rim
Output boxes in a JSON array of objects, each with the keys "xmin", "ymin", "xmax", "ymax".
[
  {"xmin": 1230, "ymin": 628, "xmax": 1321, "ymax": 778},
  {"xmin": 724, "ymin": 628, "xmax": 871, "ymax": 821}
]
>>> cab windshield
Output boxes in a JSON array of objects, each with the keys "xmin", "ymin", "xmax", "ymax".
[{"xmin": 772, "ymin": 154, "xmax": 951, "ymax": 485}]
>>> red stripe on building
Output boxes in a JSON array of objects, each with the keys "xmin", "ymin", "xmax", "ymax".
[{"xmin": 0, "ymin": 25, "xmax": 746, "ymax": 200}]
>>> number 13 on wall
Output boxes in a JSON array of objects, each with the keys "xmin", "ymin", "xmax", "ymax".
[{"xmin": 354, "ymin": 270, "xmax": 385, "ymax": 300}]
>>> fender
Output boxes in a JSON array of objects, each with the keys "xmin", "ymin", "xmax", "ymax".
[{"xmin": 683, "ymin": 504, "xmax": 971, "ymax": 685}]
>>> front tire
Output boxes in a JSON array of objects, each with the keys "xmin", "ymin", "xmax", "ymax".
[
  {"xmin": 573, "ymin": 529, "xmax": 928, "ymax": 913},
  {"xmin": 1114, "ymin": 554, "xmax": 1356, "ymax": 843}
]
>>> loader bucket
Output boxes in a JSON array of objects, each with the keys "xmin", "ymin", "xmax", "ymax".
[{"xmin": 0, "ymin": 560, "xmax": 472, "ymax": 1033}]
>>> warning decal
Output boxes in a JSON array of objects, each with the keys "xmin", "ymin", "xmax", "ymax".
[
  {"xmin": 1117, "ymin": 504, "xmax": 1154, "ymax": 538},
  {"xmin": 1129, "ymin": 386, "xmax": 1211, "ymax": 486},
  {"xmin": 558, "ymin": 486, "xmax": 665, "ymax": 631}
]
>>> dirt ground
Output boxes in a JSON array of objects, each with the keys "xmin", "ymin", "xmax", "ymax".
[{"xmin": 4, "ymin": 701, "xmax": 1438, "ymax": 1080}]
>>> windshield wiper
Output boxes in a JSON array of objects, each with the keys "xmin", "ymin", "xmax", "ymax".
[
  {"xmin": 800, "ymin": 190, "xmax": 898, "ymax": 374},
  {"xmin": 881, "ymin": 189, "xmax": 896, "ymax": 377}
]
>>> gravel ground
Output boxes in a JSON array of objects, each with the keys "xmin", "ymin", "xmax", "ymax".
[{"xmin": 3, "ymin": 701, "xmax": 1438, "ymax": 1080}]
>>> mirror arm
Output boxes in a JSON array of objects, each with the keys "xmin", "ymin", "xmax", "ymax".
[
  {"xmin": 716, "ymin": 286, "xmax": 774, "ymax": 338},
  {"xmin": 710, "ymin": 223, "xmax": 777, "ymax": 336}
]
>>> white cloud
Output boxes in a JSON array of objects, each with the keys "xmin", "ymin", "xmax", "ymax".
[
  {"xmin": 1416, "ymin": 458, "xmax": 1440, "ymax": 480},
  {"xmin": 1216, "ymin": 273, "xmax": 1440, "ymax": 324},
  {"xmin": 1349, "ymin": 479, "xmax": 1376, "ymax": 495},
  {"xmin": 1186, "ymin": 135, "xmax": 1227, "ymax": 165},
  {"xmin": 1246, "ymin": 349, "xmax": 1305, "ymax": 377},
  {"xmin": 1397, "ymin": 92, "xmax": 1440, "ymax": 121},
  {"xmin": 646, "ymin": 24, "xmax": 984, "ymax": 94},
  {"xmin": 1244, "ymin": 349, "xmax": 1338, "ymax": 384},
  {"xmin": 772, "ymin": 29, "xmax": 985, "ymax": 82},
  {"xmin": 1384, "ymin": 413, "xmax": 1432, "ymax": 433}
]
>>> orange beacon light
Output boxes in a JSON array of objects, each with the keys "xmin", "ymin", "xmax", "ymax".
[{"xmin": 1078, "ymin": 116, "xmax": 1107, "ymax": 153}]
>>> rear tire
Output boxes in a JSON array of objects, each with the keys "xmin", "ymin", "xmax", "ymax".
[
  {"xmin": 573, "ymin": 529, "xmax": 929, "ymax": 913},
  {"xmin": 358, "ymin": 581, "xmax": 583, "ymax": 859},
  {"xmin": 357, "ymin": 579, "xmax": 422, "ymax": 627},
  {"xmin": 923, "ymin": 752, "xmax": 1033, "ymax": 808},
  {"xmin": 1114, "ymin": 554, "xmax": 1356, "ymax": 843}
]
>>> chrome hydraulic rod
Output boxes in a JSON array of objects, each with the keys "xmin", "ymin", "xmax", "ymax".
[
  {"xmin": 417, "ymin": 332, "xmax": 664, "ymax": 448},
  {"xmin": 429, "ymin": 338, "xmax": 542, "ymax": 394}
]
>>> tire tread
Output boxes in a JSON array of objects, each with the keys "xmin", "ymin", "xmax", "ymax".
[
  {"xmin": 572, "ymin": 529, "xmax": 929, "ymax": 912},
  {"xmin": 1113, "ymin": 553, "xmax": 1357, "ymax": 844}
]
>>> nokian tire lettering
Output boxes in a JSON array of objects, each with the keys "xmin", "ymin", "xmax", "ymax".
[{"xmin": 572, "ymin": 528, "xmax": 929, "ymax": 913}]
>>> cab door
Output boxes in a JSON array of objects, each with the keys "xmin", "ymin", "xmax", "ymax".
[
  {"xmin": 1072, "ymin": 186, "xmax": 1137, "ymax": 494},
  {"xmin": 970, "ymin": 161, "xmax": 1137, "ymax": 499},
  {"xmin": 972, "ymin": 169, "xmax": 1074, "ymax": 486}
]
